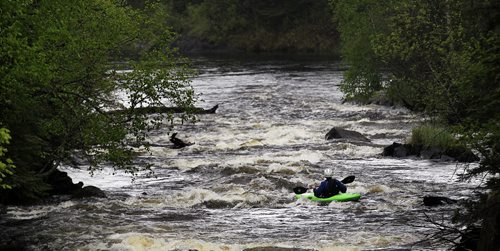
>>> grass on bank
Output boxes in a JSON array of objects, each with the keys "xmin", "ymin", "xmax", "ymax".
[{"xmin": 407, "ymin": 124, "xmax": 461, "ymax": 149}]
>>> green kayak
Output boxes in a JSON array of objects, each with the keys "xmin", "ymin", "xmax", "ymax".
[{"xmin": 295, "ymin": 192, "xmax": 361, "ymax": 202}]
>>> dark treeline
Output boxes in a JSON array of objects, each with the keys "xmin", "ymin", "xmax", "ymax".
[{"xmin": 132, "ymin": 0, "xmax": 340, "ymax": 54}]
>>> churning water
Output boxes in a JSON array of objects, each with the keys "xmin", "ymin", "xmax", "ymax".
[{"xmin": 1, "ymin": 56, "xmax": 478, "ymax": 250}]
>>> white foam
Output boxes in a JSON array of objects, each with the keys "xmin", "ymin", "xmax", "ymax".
[
  {"xmin": 7, "ymin": 201, "xmax": 76, "ymax": 220},
  {"xmin": 163, "ymin": 187, "xmax": 269, "ymax": 208},
  {"xmin": 87, "ymin": 235, "xmax": 363, "ymax": 251},
  {"xmin": 60, "ymin": 166, "xmax": 134, "ymax": 190},
  {"xmin": 172, "ymin": 149, "xmax": 324, "ymax": 171},
  {"xmin": 328, "ymin": 145, "xmax": 382, "ymax": 158},
  {"xmin": 267, "ymin": 163, "xmax": 304, "ymax": 174}
]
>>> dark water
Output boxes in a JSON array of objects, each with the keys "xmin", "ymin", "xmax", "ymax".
[{"xmin": 1, "ymin": 57, "xmax": 477, "ymax": 250}]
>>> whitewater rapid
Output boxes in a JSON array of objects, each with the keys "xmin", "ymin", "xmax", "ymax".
[{"xmin": 0, "ymin": 56, "xmax": 477, "ymax": 251}]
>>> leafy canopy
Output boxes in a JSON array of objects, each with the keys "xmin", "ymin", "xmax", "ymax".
[{"xmin": 0, "ymin": 0, "xmax": 196, "ymax": 201}]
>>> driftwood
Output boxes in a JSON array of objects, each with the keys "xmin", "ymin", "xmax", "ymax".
[
  {"xmin": 108, "ymin": 104, "xmax": 218, "ymax": 115},
  {"xmin": 170, "ymin": 133, "xmax": 194, "ymax": 149}
]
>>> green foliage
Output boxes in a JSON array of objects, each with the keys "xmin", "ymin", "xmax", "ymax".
[
  {"xmin": 332, "ymin": 0, "xmax": 393, "ymax": 101},
  {"xmin": 333, "ymin": 0, "xmax": 500, "ymax": 247},
  {"xmin": 0, "ymin": 0, "xmax": 196, "ymax": 203},
  {"xmin": 458, "ymin": 121, "xmax": 500, "ymax": 189},
  {"xmin": 407, "ymin": 124, "xmax": 460, "ymax": 149},
  {"xmin": 333, "ymin": 0, "xmax": 500, "ymax": 120},
  {"xmin": 0, "ymin": 128, "xmax": 15, "ymax": 189}
]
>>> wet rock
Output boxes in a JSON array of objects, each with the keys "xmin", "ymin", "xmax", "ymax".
[
  {"xmin": 393, "ymin": 144, "xmax": 409, "ymax": 157},
  {"xmin": 202, "ymin": 200, "xmax": 235, "ymax": 209},
  {"xmin": 421, "ymin": 147, "xmax": 443, "ymax": 159},
  {"xmin": 72, "ymin": 186, "xmax": 106, "ymax": 199},
  {"xmin": 325, "ymin": 127, "xmax": 370, "ymax": 142},
  {"xmin": 382, "ymin": 142, "xmax": 420, "ymax": 157},
  {"xmin": 46, "ymin": 170, "xmax": 84, "ymax": 195},
  {"xmin": 382, "ymin": 142, "xmax": 478, "ymax": 163},
  {"xmin": 423, "ymin": 196, "xmax": 457, "ymax": 206}
]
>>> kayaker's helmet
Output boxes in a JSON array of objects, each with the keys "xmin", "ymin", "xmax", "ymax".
[{"xmin": 324, "ymin": 168, "xmax": 333, "ymax": 178}]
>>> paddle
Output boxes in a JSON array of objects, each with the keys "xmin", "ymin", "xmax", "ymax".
[{"xmin": 293, "ymin": 175, "xmax": 356, "ymax": 194}]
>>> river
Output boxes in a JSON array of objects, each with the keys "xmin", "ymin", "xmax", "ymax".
[{"xmin": 1, "ymin": 56, "xmax": 477, "ymax": 250}]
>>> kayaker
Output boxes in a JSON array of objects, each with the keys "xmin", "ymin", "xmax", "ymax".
[{"xmin": 310, "ymin": 168, "xmax": 347, "ymax": 198}]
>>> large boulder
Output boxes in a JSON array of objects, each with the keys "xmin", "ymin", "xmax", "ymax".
[
  {"xmin": 325, "ymin": 127, "xmax": 370, "ymax": 142},
  {"xmin": 72, "ymin": 186, "xmax": 106, "ymax": 199},
  {"xmin": 46, "ymin": 170, "xmax": 84, "ymax": 195}
]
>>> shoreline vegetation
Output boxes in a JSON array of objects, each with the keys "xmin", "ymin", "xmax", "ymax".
[
  {"xmin": 1, "ymin": 0, "xmax": 498, "ymax": 250},
  {"xmin": 332, "ymin": 0, "xmax": 499, "ymax": 249}
]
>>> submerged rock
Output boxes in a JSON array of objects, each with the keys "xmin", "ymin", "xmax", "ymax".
[
  {"xmin": 325, "ymin": 127, "xmax": 370, "ymax": 142},
  {"xmin": 72, "ymin": 186, "xmax": 106, "ymax": 199},
  {"xmin": 423, "ymin": 196, "xmax": 457, "ymax": 206}
]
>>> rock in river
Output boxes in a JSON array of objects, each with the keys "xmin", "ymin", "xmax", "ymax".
[{"xmin": 325, "ymin": 127, "xmax": 370, "ymax": 142}]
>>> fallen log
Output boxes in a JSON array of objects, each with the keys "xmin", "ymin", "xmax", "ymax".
[{"xmin": 108, "ymin": 104, "xmax": 218, "ymax": 115}]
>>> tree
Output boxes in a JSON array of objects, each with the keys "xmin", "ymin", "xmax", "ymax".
[
  {"xmin": 0, "ymin": 0, "xmax": 196, "ymax": 204},
  {"xmin": 331, "ymin": 0, "xmax": 393, "ymax": 101}
]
